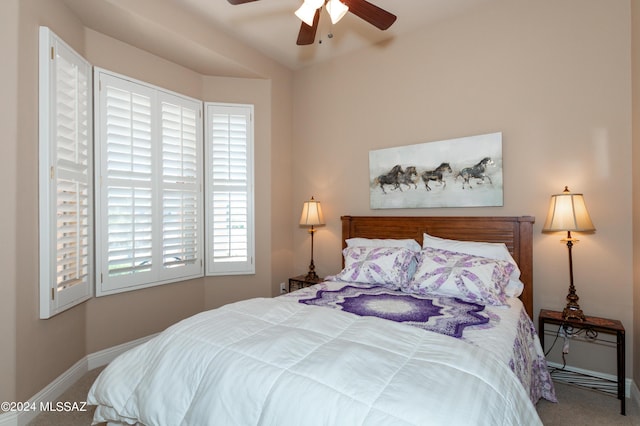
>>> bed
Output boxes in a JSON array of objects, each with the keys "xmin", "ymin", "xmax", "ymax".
[{"xmin": 87, "ymin": 215, "xmax": 555, "ymax": 426}]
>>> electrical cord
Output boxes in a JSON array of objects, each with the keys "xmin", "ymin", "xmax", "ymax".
[
  {"xmin": 543, "ymin": 323, "xmax": 562, "ymax": 357},
  {"xmin": 544, "ymin": 323, "xmax": 568, "ymax": 370},
  {"xmin": 545, "ymin": 322, "xmax": 599, "ymax": 372}
]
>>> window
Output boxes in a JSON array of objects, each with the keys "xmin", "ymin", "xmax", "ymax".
[
  {"xmin": 94, "ymin": 69, "xmax": 203, "ymax": 295},
  {"xmin": 205, "ymin": 104, "xmax": 255, "ymax": 275},
  {"xmin": 39, "ymin": 30, "xmax": 256, "ymax": 310},
  {"xmin": 38, "ymin": 27, "xmax": 93, "ymax": 318}
]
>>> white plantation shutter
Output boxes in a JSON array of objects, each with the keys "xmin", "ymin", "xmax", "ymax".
[
  {"xmin": 95, "ymin": 69, "xmax": 203, "ymax": 295},
  {"xmin": 206, "ymin": 104, "xmax": 254, "ymax": 275},
  {"xmin": 161, "ymin": 98, "xmax": 201, "ymax": 279},
  {"xmin": 39, "ymin": 27, "xmax": 93, "ymax": 318},
  {"xmin": 104, "ymin": 85, "xmax": 153, "ymax": 280}
]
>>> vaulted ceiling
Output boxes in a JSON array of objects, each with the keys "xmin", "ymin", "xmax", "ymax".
[{"xmin": 63, "ymin": 0, "xmax": 498, "ymax": 75}]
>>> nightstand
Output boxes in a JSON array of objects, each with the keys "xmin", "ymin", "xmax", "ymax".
[
  {"xmin": 288, "ymin": 274, "xmax": 323, "ymax": 292},
  {"xmin": 538, "ymin": 309, "xmax": 626, "ymax": 415}
]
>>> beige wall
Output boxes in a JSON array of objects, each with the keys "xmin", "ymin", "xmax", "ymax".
[
  {"xmin": 292, "ymin": 0, "xmax": 634, "ymax": 378},
  {"xmin": 4, "ymin": 0, "xmax": 294, "ymax": 402},
  {"xmin": 0, "ymin": 0, "xmax": 19, "ymax": 405},
  {"xmin": 633, "ymin": 0, "xmax": 640, "ymax": 389}
]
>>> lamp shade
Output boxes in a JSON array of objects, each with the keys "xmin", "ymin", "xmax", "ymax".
[
  {"xmin": 542, "ymin": 187, "xmax": 595, "ymax": 232},
  {"xmin": 299, "ymin": 196, "xmax": 325, "ymax": 226}
]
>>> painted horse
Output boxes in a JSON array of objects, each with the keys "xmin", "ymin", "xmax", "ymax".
[
  {"xmin": 374, "ymin": 165, "xmax": 403, "ymax": 194},
  {"xmin": 421, "ymin": 163, "xmax": 452, "ymax": 191},
  {"xmin": 398, "ymin": 166, "xmax": 419, "ymax": 190},
  {"xmin": 456, "ymin": 157, "xmax": 494, "ymax": 189}
]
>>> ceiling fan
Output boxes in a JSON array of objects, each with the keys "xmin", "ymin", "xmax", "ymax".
[{"xmin": 226, "ymin": 0, "xmax": 397, "ymax": 45}]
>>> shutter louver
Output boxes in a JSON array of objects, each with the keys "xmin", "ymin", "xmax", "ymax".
[
  {"xmin": 56, "ymin": 178, "xmax": 90, "ymax": 289},
  {"xmin": 206, "ymin": 104, "xmax": 254, "ymax": 275},
  {"xmin": 211, "ymin": 113, "xmax": 248, "ymax": 263},
  {"xmin": 104, "ymin": 85, "xmax": 154, "ymax": 277},
  {"xmin": 162, "ymin": 102, "xmax": 199, "ymax": 268},
  {"xmin": 55, "ymin": 52, "xmax": 91, "ymax": 291},
  {"xmin": 212, "ymin": 192, "xmax": 248, "ymax": 261},
  {"xmin": 212, "ymin": 113, "xmax": 248, "ymax": 186},
  {"xmin": 39, "ymin": 27, "xmax": 93, "ymax": 318}
]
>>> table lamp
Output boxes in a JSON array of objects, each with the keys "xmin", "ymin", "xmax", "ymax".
[
  {"xmin": 542, "ymin": 186, "xmax": 595, "ymax": 321},
  {"xmin": 299, "ymin": 196, "xmax": 325, "ymax": 280}
]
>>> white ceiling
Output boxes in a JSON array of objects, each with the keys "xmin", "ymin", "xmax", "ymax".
[
  {"xmin": 63, "ymin": 0, "xmax": 498, "ymax": 73},
  {"xmin": 177, "ymin": 0, "xmax": 496, "ymax": 70}
]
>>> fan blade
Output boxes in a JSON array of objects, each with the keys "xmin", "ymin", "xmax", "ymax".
[
  {"xmin": 342, "ymin": 0, "xmax": 396, "ymax": 30},
  {"xmin": 227, "ymin": 0, "xmax": 260, "ymax": 4},
  {"xmin": 296, "ymin": 9, "xmax": 320, "ymax": 45}
]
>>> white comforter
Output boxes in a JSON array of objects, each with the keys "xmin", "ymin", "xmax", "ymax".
[{"xmin": 88, "ymin": 297, "xmax": 542, "ymax": 425}]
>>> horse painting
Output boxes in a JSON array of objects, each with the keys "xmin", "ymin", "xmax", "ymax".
[
  {"xmin": 369, "ymin": 133, "xmax": 503, "ymax": 208},
  {"xmin": 421, "ymin": 163, "xmax": 452, "ymax": 191},
  {"xmin": 456, "ymin": 157, "xmax": 494, "ymax": 189}
]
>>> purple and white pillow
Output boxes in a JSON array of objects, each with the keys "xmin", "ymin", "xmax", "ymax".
[
  {"xmin": 327, "ymin": 246, "xmax": 416, "ymax": 289},
  {"xmin": 402, "ymin": 247, "xmax": 514, "ymax": 306},
  {"xmin": 422, "ymin": 233, "xmax": 523, "ymax": 297}
]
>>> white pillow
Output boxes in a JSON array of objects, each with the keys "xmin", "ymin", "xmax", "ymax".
[
  {"xmin": 328, "ymin": 246, "xmax": 417, "ymax": 288},
  {"xmin": 346, "ymin": 237, "xmax": 421, "ymax": 252},
  {"xmin": 403, "ymin": 247, "xmax": 514, "ymax": 306},
  {"xmin": 422, "ymin": 232, "xmax": 521, "ymax": 281},
  {"xmin": 504, "ymin": 279, "xmax": 524, "ymax": 298}
]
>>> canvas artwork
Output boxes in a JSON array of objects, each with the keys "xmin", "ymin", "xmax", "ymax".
[{"xmin": 369, "ymin": 132, "xmax": 503, "ymax": 209}]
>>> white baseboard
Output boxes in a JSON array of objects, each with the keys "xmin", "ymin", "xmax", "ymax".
[
  {"xmin": 631, "ymin": 379, "xmax": 640, "ymax": 413},
  {"xmin": 547, "ymin": 361, "xmax": 640, "ymax": 414},
  {"xmin": 0, "ymin": 333, "xmax": 157, "ymax": 426},
  {"xmin": 86, "ymin": 333, "xmax": 158, "ymax": 371}
]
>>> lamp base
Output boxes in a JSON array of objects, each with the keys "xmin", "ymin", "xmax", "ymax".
[
  {"xmin": 305, "ymin": 271, "xmax": 319, "ymax": 281},
  {"xmin": 561, "ymin": 234, "xmax": 586, "ymax": 322},
  {"xmin": 305, "ymin": 256, "xmax": 319, "ymax": 282},
  {"xmin": 562, "ymin": 305, "xmax": 586, "ymax": 321}
]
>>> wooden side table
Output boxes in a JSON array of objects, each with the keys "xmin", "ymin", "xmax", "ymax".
[
  {"xmin": 288, "ymin": 274, "xmax": 323, "ymax": 292},
  {"xmin": 538, "ymin": 309, "xmax": 626, "ymax": 415}
]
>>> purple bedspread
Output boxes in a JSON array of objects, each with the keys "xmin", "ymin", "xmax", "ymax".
[{"xmin": 300, "ymin": 285, "xmax": 489, "ymax": 338}]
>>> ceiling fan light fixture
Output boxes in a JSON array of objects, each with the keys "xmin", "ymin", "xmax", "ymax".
[
  {"xmin": 304, "ymin": 0, "xmax": 325, "ymax": 9},
  {"xmin": 326, "ymin": 0, "xmax": 348, "ymax": 24},
  {"xmin": 225, "ymin": 0, "xmax": 397, "ymax": 45},
  {"xmin": 295, "ymin": 3, "xmax": 318, "ymax": 26}
]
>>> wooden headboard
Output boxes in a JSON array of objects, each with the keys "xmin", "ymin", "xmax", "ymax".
[{"xmin": 341, "ymin": 215, "xmax": 535, "ymax": 318}]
